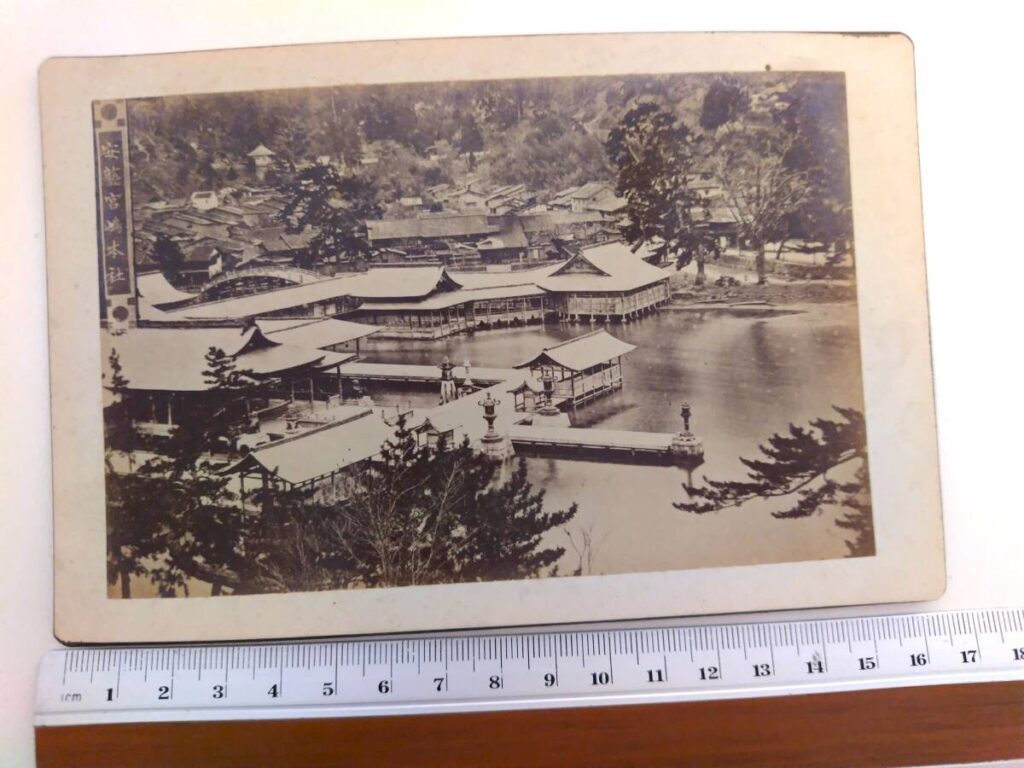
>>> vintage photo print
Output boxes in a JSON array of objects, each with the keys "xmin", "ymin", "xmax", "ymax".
[{"xmin": 41, "ymin": 33, "xmax": 944, "ymax": 643}]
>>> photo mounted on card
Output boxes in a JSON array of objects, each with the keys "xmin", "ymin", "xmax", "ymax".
[{"xmin": 39, "ymin": 32, "xmax": 944, "ymax": 644}]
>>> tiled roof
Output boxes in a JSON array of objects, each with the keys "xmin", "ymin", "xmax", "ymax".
[
  {"xmin": 366, "ymin": 215, "xmax": 499, "ymax": 242},
  {"xmin": 226, "ymin": 409, "xmax": 397, "ymax": 485},
  {"xmin": 104, "ymin": 326, "xmax": 323, "ymax": 392},
  {"xmin": 258, "ymin": 318, "xmax": 381, "ymax": 348},
  {"xmin": 537, "ymin": 242, "xmax": 671, "ymax": 293},
  {"xmin": 356, "ymin": 284, "xmax": 545, "ymax": 312},
  {"xmin": 135, "ymin": 272, "xmax": 197, "ymax": 307},
  {"xmin": 515, "ymin": 329, "xmax": 636, "ymax": 372},
  {"xmin": 164, "ymin": 275, "xmax": 363, "ymax": 320}
]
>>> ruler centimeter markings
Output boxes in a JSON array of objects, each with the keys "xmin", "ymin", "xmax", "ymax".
[{"xmin": 35, "ymin": 608, "xmax": 1024, "ymax": 727}]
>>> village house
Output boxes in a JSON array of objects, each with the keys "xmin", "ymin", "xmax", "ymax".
[
  {"xmin": 547, "ymin": 182, "xmax": 627, "ymax": 216},
  {"xmin": 365, "ymin": 214, "xmax": 500, "ymax": 255},
  {"xmin": 475, "ymin": 217, "xmax": 531, "ymax": 265},
  {"xmin": 484, "ymin": 184, "xmax": 534, "ymax": 215},
  {"xmin": 398, "ymin": 196, "xmax": 426, "ymax": 212},
  {"xmin": 518, "ymin": 210, "xmax": 610, "ymax": 253},
  {"xmin": 189, "ymin": 190, "xmax": 219, "ymax": 211}
]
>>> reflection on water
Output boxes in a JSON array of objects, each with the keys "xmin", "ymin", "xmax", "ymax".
[{"xmin": 361, "ymin": 303, "xmax": 867, "ymax": 575}]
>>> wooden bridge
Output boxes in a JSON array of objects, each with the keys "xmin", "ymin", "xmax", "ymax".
[{"xmin": 200, "ymin": 266, "xmax": 324, "ymax": 299}]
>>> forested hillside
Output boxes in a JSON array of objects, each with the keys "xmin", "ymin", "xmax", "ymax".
[{"xmin": 124, "ymin": 71, "xmax": 849, "ymax": 207}]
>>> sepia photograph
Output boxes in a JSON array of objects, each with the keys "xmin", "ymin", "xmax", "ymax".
[
  {"xmin": 97, "ymin": 69, "xmax": 869, "ymax": 600},
  {"xmin": 41, "ymin": 33, "xmax": 943, "ymax": 642}
]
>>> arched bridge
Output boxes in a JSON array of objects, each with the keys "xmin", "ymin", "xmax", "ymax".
[{"xmin": 200, "ymin": 266, "xmax": 324, "ymax": 300}]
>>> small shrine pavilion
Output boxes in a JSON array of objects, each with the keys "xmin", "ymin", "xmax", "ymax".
[{"xmin": 512, "ymin": 329, "xmax": 636, "ymax": 412}]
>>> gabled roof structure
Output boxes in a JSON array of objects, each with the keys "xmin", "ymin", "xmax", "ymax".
[
  {"xmin": 366, "ymin": 214, "xmax": 499, "ymax": 242},
  {"xmin": 135, "ymin": 272, "xmax": 197, "ymax": 309},
  {"xmin": 104, "ymin": 326, "xmax": 325, "ymax": 392},
  {"xmin": 537, "ymin": 242, "xmax": 670, "ymax": 293},
  {"xmin": 356, "ymin": 284, "xmax": 545, "ymax": 313},
  {"xmin": 477, "ymin": 218, "xmax": 529, "ymax": 251},
  {"xmin": 571, "ymin": 181, "xmax": 614, "ymax": 200},
  {"xmin": 515, "ymin": 329, "xmax": 636, "ymax": 372},
  {"xmin": 225, "ymin": 408, "xmax": 397, "ymax": 486},
  {"xmin": 163, "ymin": 275, "xmax": 363, "ymax": 320},
  {"xmin": 257, "ymin": 318, "xmax": 381, "ymax": 348},
  {"xmin": 347, "ymin": 266, "xmax": 463, "ymax": 300},
  {"xmin": 447, "ymin": 262, "xmax": 564, "ymax": 290}
]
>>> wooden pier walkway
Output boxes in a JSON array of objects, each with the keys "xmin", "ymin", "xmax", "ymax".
[
  {"xmin": 335, "ymin": 361, "xmax": 520, "ymax": 386},
  {"xmin": 508, "ymin": 424, "xmax": 685, "ymax": 465}
]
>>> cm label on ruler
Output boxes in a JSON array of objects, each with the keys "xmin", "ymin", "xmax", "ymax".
[{"xmin": 36, "ymin": 610, "xmax": 1024, "ymax": 724}]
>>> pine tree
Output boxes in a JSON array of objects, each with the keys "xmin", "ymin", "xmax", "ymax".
[
  {"xmin": 105, "ymin": 349, "xmax": 133, "ymax": 457},
  {"xmin": 135, "ymin": 346, "xmax": 257, "ymax": 595},
  {"xmin": 280, "ymin": 164, "xmax": 381, "ymax": 267},
  {"xmin": 458, "ymin": 458, "xmax": 577, "ymax": 581},
  {"xmin": 320, "ymin": 417, "xmax": 578, "ymax": 588},
  {"xmin": 151, "ymin": 234, "xmax": 185, "ymax": 279},
  {"xmin": 103, "ymin": 347, "xmax": 153, "ymax": 598},
  {"xmin": 606, "ymin": 102, "xmax": 717, "ymax": 283},
  {"xmin": 676, "ymin": 407, "xmax": 873, "ymax": 556},
  {"xmin": 232, "ymin": 485, "xmax": 344, "ymax": 595},
  {"xmin": 105, "ymin": 466, "xmax": 173, "ymax": 598}
]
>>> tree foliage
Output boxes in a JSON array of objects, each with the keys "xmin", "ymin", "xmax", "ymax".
[
  {"xmin": 606, "ymin": 101, "xmax": 717, "ymax": 280},
  {"xmin": 675, "ymin": 407, "xmax": 874, "ymax": 557},
  {"xmin": 280, "ymin": 164, "xmax": 382, "ymax": 267},
  {"xmin": 151, "ymin": 234, "xmax": 184, "ymax": 279},
  {"xmin": 104, "ymin": 373, "xmax": 579, "ymax": 596},
  {"xmin": 697, "ymin": 76, "xmax": 854, "ymax": 279},
  {"xmin": 320, "ymin": 417, "xmax": 577, "ymax": 588},
  {"xmin": 698, "ymin": 78, "xmax": 751, "ymax": 131},
  {"xmin": 699, "ymin": 80, "xmax": 813, "ymax": 284},
  {"xmin": 104, "ymin": 346, "xmax": 257, "ymax": 596}
]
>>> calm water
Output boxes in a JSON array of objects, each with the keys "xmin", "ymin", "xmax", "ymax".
[{"xmin": 361, "ymin": 303, "xmax": 868, "ymax": 575}]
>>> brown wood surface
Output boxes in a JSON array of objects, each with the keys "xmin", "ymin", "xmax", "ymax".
[{"xmin": 37, "ymin": 682, "xmax": 1024, "ymax": 768}]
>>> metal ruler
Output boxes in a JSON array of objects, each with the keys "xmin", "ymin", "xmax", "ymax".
[{"xmin": 36, "ymin": 608, "xmax": 1024, "ymax": 727}]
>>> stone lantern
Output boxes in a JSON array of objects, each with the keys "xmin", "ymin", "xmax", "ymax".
[
  {"xmin": 477, "ymin": 392, "xmax": 514, "ymax": 460},
  {"xmin": 531, "ymin": 364, "xmax": 571, "ymax": 428},
  {"xmin": 461, "ymin": 358, "xmax": 475, "ymax": 396},
  {"xmin": 670, "ymin": 399, "xmax": 705, "ymax": 473},
  {"xmin": 439, "ymin": 356, "xmax": 457, "ymax": 404},
  {"xmin": 538, "ymin": 364, "xmax": 560, "ymax": 417}
]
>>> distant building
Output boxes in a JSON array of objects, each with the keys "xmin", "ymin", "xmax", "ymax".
[
  {"xmin": 156, "ymin": 241, "xmax": 670, "ymax": 339},
  {"xmin": 398, "ymin": 196, "xmax": 425, "ymax": 211},
  {"xmin": 454, "ymin": 188, "xmax": 489, "ymax": 211},
  {"xmin": 547, "ymin": 182, "xmax": 625, "ymax": 216},
  {"xmin": 424, "ymin": 144, "xmax": 449, "ymax": 162},
  {"xmin": 476, "ymin": 217, "xmax": 530, "ymax": 265},
  {"xmin": 247, "ymin": 144, "xmax": 276, "ymax": 179},
  {"xmin": 366, "ymin": 214, "xmax": 500, "ymax": 254},
  {"xmin": 537, "ymin": 242, "xmax": 671, "ymax": 321},
  {"xmin": 189, "ymin": 190, "xmax": 219, "ymax": 211},
  {"xmin": 484, "ymin": 184, "xmax": 533, "ymax": 215}
]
